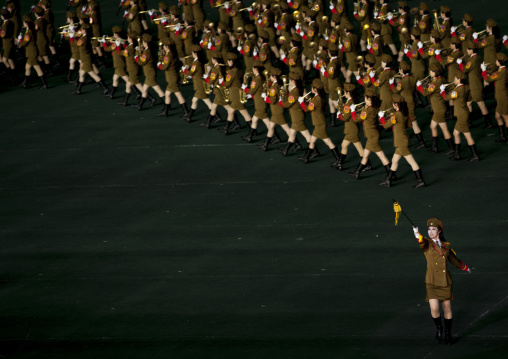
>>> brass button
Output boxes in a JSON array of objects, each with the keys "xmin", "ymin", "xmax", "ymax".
[{"xmin": 443, "ymin": 270, "xmax": 446, "ymax": 272}]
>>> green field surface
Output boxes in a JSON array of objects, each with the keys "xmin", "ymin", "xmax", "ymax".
[{"xmin": 1, "ymin": 1, "xmax": 507, "ymax": 358}]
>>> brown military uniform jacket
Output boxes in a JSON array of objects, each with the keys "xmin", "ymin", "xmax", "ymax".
[{"xmin": 382, "ymin": 111, "xmax": 410, "ymax": 148}]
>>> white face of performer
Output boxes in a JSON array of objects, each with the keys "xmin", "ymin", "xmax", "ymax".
[{"xmin": 428, "ymin": 226, "xmax": 440, "ymax": 240}]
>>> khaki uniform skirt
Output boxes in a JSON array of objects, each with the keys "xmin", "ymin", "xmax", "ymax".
[{"xmin": 426, "ymin": 283, "xmax": 453, "ymax": 302}]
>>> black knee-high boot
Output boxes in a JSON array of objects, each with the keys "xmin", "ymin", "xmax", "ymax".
[
  {"xmin": 413, "ymin": 169, "xmax": 426, "ymax": 188},
  {"xmin": 66, "ymin": 68, "xmax": 75, "ymax": 83},
  {"xmin": 257, "ymin": 136, "xmax": 271, "ymax": 151},
  {"xmin": 481, "ymin": 113, "xmax": 494, "ymax": 129},
  {"xmin": 293, "ymin": 137, "xmax": 303, "ymax": 151},
  {"xmin": 495, "ymin": 125, "xmax": 508, "ymax": 143},
  {"xmin": 108, "ymin": 86, "xmax": 117, "ymax": 99},
  {"xmin": 39, "ymin": 75, "xmax": 48, "ymax": 90},
  {"xmin": 231, "ymin": 114, "xmax": 242, "ymax": 130},
  {"xmin": 117, "ymin": 92, "xmax": 131, "ymax": 106},
  {"xmin": 336, "ymin": 153, "xmax": 346, "ymax": 171},
  {"xmin": 328, "ymin": 112, "xmax": 337, "ymax": 127},
  {"xmin": 19, "ymin": 75, "xmax": 29, "ymax": 89},
  {"xmin": 415, "ymin": 132, "xmax": 427, "ymax": 149},
  {"xmin": 180, "ymin": 102, "xmax": 190, "ymax": 119},
  {"xmin": 310, "ymin": 147, "xmax": 321, "ymax": 158},
  {"xmin": 158, "ymin": 104, "xmax": 171, "ymax": 117},
  {"xmin": 72, "ymin": 81, "xmax": 84, "ymax": 94},
  {"xmin": 433, "ymin": 316, "xmax": 443, "ymax": 343},
  {"xmin": 132, "ymin": 86, "xmax": 142, "ymax": 100},
  {"xmin": 450, "ymin": 143, "xmax": 461, "ymax": 160},
  {"xmin": 184, "ymin": 108, "xmax": 196, "ymax": 122},
  {"xmin": 444, "ymin": 318, "xmax": 453, "ymax": 345},
  {"xmin": 278, "ymin": 141, "xmax": 294, "ymax": 155},
  {"xmin": 330, "ymin": 147, "xmax": 341, "ymax": 168},
  {"xmin": 297, "ymin": 148, "xmax": 313, "ymax": 163},
  {"xmin": 97, "ymin": 79, "xmax": 109, "ymax": 95},
  {"xmin": 379, "ymin": 170, "xmax": 395, "ymax": 187},
  {"xmin": 270, "ymin": 127, "xmax": 282, "ymax": 144},
  {"xmin": 468, "ymin": 144, "xmax": 479, "ymax": 162},
  {"xmin": 242, "ymin": 127, "xmax": 258, "ymax": 143},
  {"xmin": 445, "ymin": 138, "xmax": 455, "ymax": 155},
  {"xmin": 429, "ymin": 137, "xmax": 439, "ymax": 153},
  {"xmin": 135, "ymin": 97, "xmax": 147, "ymax": 111},
  {"xmin": 201, "ymin": 114, "xmax": 214, "ymax": 128},
  {"xmin": 218, "ymin": 121, "xmax": 232, "ymax": 135},
  {"xmin": 349, "ymin": 162, "xmax": 366, "ymax": 179}
]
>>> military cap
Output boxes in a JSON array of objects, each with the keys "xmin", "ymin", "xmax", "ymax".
[
  {"xmin": 496, "ymin": 53, "xmax": 508, "ymax": 62},
  {"xmin": 382, "ymin": 54, "xmax": 393, "ymax": 63},
  {"xmin": 191, "ymin": 44, "xmax": 201, "ymax": 52},
  {"xmin": 203, "ymin": 19, "xmax": 211, "ymax": 28},
  {"xmin": 159, "ymin": 2, "xmax": 168, "ymax": 10},
  {"xmin": 291, "ymin": 33, "xmax": 302, "ymax": 43},
  {"xmin": 431, "ymin": 29, "xmax": 441, "ymax": 39},
  {"xmin": 486, "ymin": 18, "xmax": 497, "ymax": 28},
  {"xmin": 40, "ymin": 0, "xmax": 50, "ymax": 6},
  {"xmin": 258, "ymin": 30, "xmax": 269, "ymax": 39},
  {"xmin": 218, "ymin": 21, "xmax": 228, "ymax": 31},
  {"xmin": 411, "ymin": 27, "xmax": 421, "ymax": 36},
  {"xmin": 169, "ymin": 5, "xmax": 179, "ymax": 15},
  {"xmin": 80, "ymin": 22, "xmax": 90, "ymax": 29},
  {"xmin": 399, "ymin": 60, "xmax": 411, "ymax": 71},
  {"xmin": 427, "ymin": 218, "xmax": 443, "ymax": 231},
  {"xmin": 392, "ymin": 94, "xmax": 406, "ymax": 103},
  {"xmin": 142, "ymin": 33, "xmax": 153, "ymax": 42},
  {"xmin": 398, "ymin": 1, "xmax": 408, "ymax": 8},
  {"xmin": 244, "ymin": 24, "xmax": 255, "ymax": 33},
  {"xmin": 270, "ymin": 67, "xmax": 282, "ymax": 76},
  {"xmin": 319, "ymin": 38, "xmax": 328, "ymax": 48},
  {"xmin": 22, "ymin": 14, "xmax": 32, "ymax": 23},
  {"xmin": 440, "ymin": 5, "xmax": 451, "ymax": 13},
  {"xmin": 289, "ymin": 72, "xmax": 302, "ymax": 81},
  {"xmin": 371, "ymin": 22, "xmax": 381, "ymax": 32},
  {"xmin": 451, "ymin": 37, "xmax": 461, "ymax": 45},
  {"xmin": 328, "ymin": 42, "xmax": 337, "ymax": 51},
  {"xmin": 252, "ymin": 60, "xmax": 263, "ymax": 68},
  {"xmin": 429, "ymin": 62, "xmax": 443, "ymax": 72},
  {"xmin": 66, "ymin": 11, "xmax": 76, "ymax": 18},
  {"xmin": 0, "ymin": 9, "xmax": 10, "ymax": 18},
  {"xmin": 128, "ymin": 30, "xmax": 139, "ymax": 38},
  {"xmin": 306, "ymin": 9, "xmax": 317, "ymax": 18},
  {"xmin": 343, "ymin": 21, "xmax": 355, "ymax": 31},
  {"xmin": 344, "ymin": 83, "xmax": 356, "ymax": 92},
  {"xmin": 161, "ymin": 37, "xmax": 173, "ymax": 45},
  {"xmin": 465, "ymin": 40, "xmax": 476, "ymax": 49},
  {"xmin": 112, "ymin": 25, "xmax": 122, "ymax": 33},
  {"xmin": 279, "ymin": 1, "xmax": 289, "ymax": 10},
  {"xmin": 309, "ymin": 41, "xmax": 318, "ymax": 50},
  {"xmin": 312, "ymin": 78, "xmax": 324, "ymax": 89},
  {"xmin": 33, "ymin": 5, "xmax": 43, "ymax": 14},
  {"xmin": 211, "ymin": 51, "xmax": 222, "ymax": 59},
  {"xmin": 365, "ymin": 54, "xmax": 376, "ymax": 64},
  {"xmin": 88, "ymin": 0, "xmax": 98, "ymax": 9},
  {"xmin": 419, "ymin": 2, "xmax": 429, "ymax": 11},
  {"xmin": 226, "ymin": 52, "xmax": 238, "ymax": 60},
  {"xmin": 455, "ymin": 71, "xmax": 467, "ymax": 80},
  {"xmin": 259, "ymin": 0, "xmax": 269, "ymax": 4},
  {"xmin": 331, "ymin": 12, "xmax": 341, "ymax": 23},
  {"xmin": 365, "ymin": 88, "xmax": 378, "ymax": 97},
  {"xmin": 463, "ymin": 13, "xmax": 473, "ymax": 22}
]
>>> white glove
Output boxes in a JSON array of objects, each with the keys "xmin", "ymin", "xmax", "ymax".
[
  {"xmin": 124, "ymin": 10, "xmax": 129, "ymax": 17},
  {"xmin": 69, "ymin": 24, "xmax": 75, "ymax": 31},
  {"xmin": 356, "ymin": 75, "xmax": 361, "ymax": 81},
  {"xmin": 274, "ymin": 22, "xmax": 279, "ymax": 28},
  {"xmin": 181, "ymin": 66, "xmax": 187, "ymax": 72},
  {"xmin": 350, "ymin": 104, "xmax": 357, "ymax": 112},
  {"xmin": 298, "ymin": 96, "xmax": 304, "ymax": 103},
  {"xmin": 457, "ymin": 58, "xmax": 462, "ymax": 65},
  {"xmin": 367, "ymin": 44, "xmax": 371, "ymax": 50},
  {"xmin": 467, "ymin": 268, "xmax": 472, "ymax": 274},
  {"xmin": 281, "ymin": 53, "xmax": 286, "ymax": 60},
  {"xmin": 257, "ymin": 19, "xmax": 262, "ymax": 25},
  {"xmin": 99, "ymin": 38, "xmax": 106, "ymax": 44},
  {"xmin": 157, "ymin": 61, "xmax": 162, "ymax": 67},
  {"xmin": 115, "ymin": 40, "xmax": 121, "ymax": 47},
  {"xmin": 440, "ymin": 84, "xmax": 446, "ymax": 92},
  {"xmin": 295, "ymin": 24, "xmax": 300, "ymax": 31},
  {"xmin": 207, "ymin": 42, "xmax": 212, "ymax": 49},
  {"xmin": 389, "ymin": 78, "xmax": 394, "ymax": 85},
  {"xmin": 473, "ymin": 32, "xmax": 479, "ymax": 40},
  {"xmin": 374, "ymin": 12, "xmax": 379, "ymax": 18},
  {"xmin": 69, "ymin": 31, "xmax": 75, "ymax": 39},
  {"xmin": 504, "ymin": 35, "xmax": 508, "ymax": 42},
  {"xmin": 175, "ymin": 24, "xmax": 181, "ymax": 32},
  {"xmin": 387, "ymin": 13, "xmax": 393, "ymax": 20},
  {"xmin": 369, "ymin": 71, "xmax": 375, "ymax": 78},
  {"xmin": 17, "ymin": 33, "xmax": 22, "ymax": 41},
  {"xmin": 481, "ymin": 62, "xmax": 487, "ymax": 72},
  {"xmin": 82, "ymin": 5, "xmax": 86, "ymax": 12},
  {"xmin": 435, "ymin": 49, "xmax": 441, "ymax": 55},
  {"xmin": 378, "ymin": 110, "xmax": 384, "ymax": 118},
  {"xmin": 299, "ymin": 30, "xmax": 304, "ymax": 37},
  {"xmin": 225, "ymin": 2, "xmax": 230, "ymax": 9},
  {"xmin": 451, "ymin": 26, "xmax": 456, "ymax": 33},
  {"xmin": 418, "ymin": 41, "xmax": 423, "ymax": 49},
  {"xmin": 237, "ymin": 46, "xmax": 241, "ymax": 52},
  {"xmin": 313, "ymin": 60, "xmax": 318, "ymax": 67},
  {"xmin": 202, "ymin": 74, "xmax": 208, "ymax": 79},
  {"xmin": 329, "ymin": 3, "xmax": 334, "ymax": 10},
  {"xmin": 416, "ymin": 80, "xmax": 422, "ymax": 87},
  {"xmin": 219, "ymin": 78, "xmax": 224, "ymax": 85},
  {"xmin": 148, "ymin": 10, "xmax": 154, "ymax": 16},
  {"xmin": 246, "ymin": 94, "xmax": 252, "ymax": 99},
  {"xmin": 241, "ymin": 84, "xmax": 247, "ymax": 90},
  {"xmin": 324, "ymin": 35, "xmax": 329, "ymax": 41},
  {"xmin": 320, "ymin": 67, "xmax": 326, "ymax": 75},
  {"xmin": 253, "ymin": 50, "xmax": 258, "ymax": 56},
  {"xmin": 339, "ymin": 43, "xmax": 343, "ymax": 50},
  {"xmin": 413, "ymin": 227, "xmax": 419, "ymax": 238},
  {"xmin": 353, "ymin": 11, "xmax": 358, "ymax": 16},
  {"xmin": 262, "ymin": 92, "xmax": 267, "ymax": 100},
  {"xmin": 247, "ymin": 7, "xmax": 252, "ymax": 12}
]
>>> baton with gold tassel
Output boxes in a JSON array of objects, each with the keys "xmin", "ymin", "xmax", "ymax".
[{"xmin": 392, "ymin": 199, "xmax": 415, "ymax": 227}]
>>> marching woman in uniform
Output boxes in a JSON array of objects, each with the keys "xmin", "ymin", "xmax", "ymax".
[
  {"xmin": 102, "ymin": 25, "xmax": 128, "ymax": 100},
  {"xmin": 201, "ymin": 51, "xmax": 228, "ymax": 128},
  {"xmin": 296, "ymin": 79, "xmax": 341, "ymax": 167},
  {"xmin": 378, "ymin": 94, "xmax": 426, "ymax": 188},
  {"xmin": 157, "ymin": 38, "xmax": 190, "ymax": 118},
  {"xmin": 134, "ymin": 33, "xmax": 165, "ymax": 110},
  {"xmin": 336, "ymin": 83, "xmax": 365, "ymax": 171},
  {"xmin": 482, "ymin": 53, "xmax": 508, "ymax": 143},
  {"xmin": 257, "ymin": 68, "xmax": 288, "ymax": 151},
  {"xmin": 18, "ymin": 14, "xmax": 48, "ymax": 89},
  {"xmin": 349, "ymin": 89, "xmax": 390, "ymax": 179},
  {"xmin": 412, "ymin": 218, "xmax": 471, "ymax": 345},
  {"xmin": 440, "ymin": 71, "xmax": 479, "ymax": 162},
  {"xmin": 241, "ymin": 61, "xmax": 270, "ymax": 143},
  {"xmin": 277, "ymin": 72, "xmax": 308, "ymax": 155},
  {"xmin": 219, "ymin": 52, "xmax": 252, "ymax": 134},
  {"xmin": 1, "ymin": 8, "xmax": 17, "ymax": 81},
  {"xmin": 416, "ymin": 63, "xmax": 454, "ymax": 154},
  {"xmin": 182, "ymin": 45, "xmax": 213, "ymax": 123}
]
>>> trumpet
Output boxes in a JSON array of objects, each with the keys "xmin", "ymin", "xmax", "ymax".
[
  {"xmin": 376, "ymin": 11, "xmax": 400, "ymax": 21},
  {"xmin": 240, "ymin": 72, "xmax": 253, "ymax": 104},
  {"xmin": 439, "ymin": 47, "xmax": 453, "ymax": 57},
  {"xmin": 139, "ymin": 9, "xmax": 159, "ymax": 14},
  {"xmin": 441, "ymin": 82, "xmax": 456, "ymax": 94},
  {"xmin": 301, "ymin": 91, "xmax": 315, "ymax": 103},
  {"xmin": 58, "ymin": 24, "xmax": 73, "ymax": 29},
  {"xmin": 381, "ymin": 107, "xmax": 397, "ymax": 118},
  {"xmin": 214, "ymin": 1, "xmax": 231, "ymax": 8},
  {"xmin": 419, "ymin": 75, "xmax": 432, "ymax": 88},
  {"xmin": 153, "ymin": 15, "xmax": 171, "ymax": 23},
  {"xmin": 453, "ymin": 24, "xmax": 465, "ymax": 35},
  {"xmin": 354, "ymin": 101, "xmax": 366, "ymax": 113},
  {"xmin": 239, "ymin": 2, "xmax": 257, "ymax": 12},
  {"xmin": 281, "ymin": 75, "xmax": 289, "ymax": 102},
  {"xmin": 474, "ymin": 30, "xmax": 488, "ymax": 42},
  {"xmin": 262, "ymin": 69, "xmax": 269, "ymax": 94}
]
